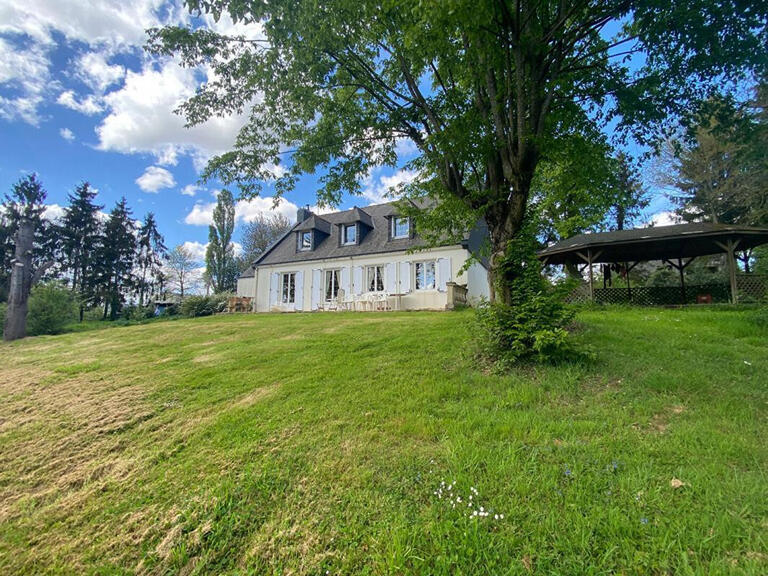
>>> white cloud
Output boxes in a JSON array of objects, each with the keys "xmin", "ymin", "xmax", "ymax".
[
  {"xmin": 362, "ymin": 168, "xmax": 419, "ymax": 204},
  {"xmin": 180, "ymin": 239, "xmax": 243, "ymax": 262},
  {"xmin": 0, "ymin": 37, "xmax": 50, "ymax": 125},
  {"xmin": 0, "ymin": 0, "xmax": 172, "ymax": 47},
  {"xmin": 181, "ymin": 184, "xmax": 200, "ymax": 197},
  {"xmin": 643, "ymin": 211, "xmax": 680, "ymax": 228},
  {"xmin": 181, "ymin": 240, "xmax": 207, "ymax": 262},
  {"xmin": 57, "ymin": 90, "xmax": 103, "ymax": 115},
  {"xmin": 184, "ymin": 196, "xmax": 298, "ymax": 226},
  {"xmin": 59, "ymin": 127, "xmax": 74, "ymax": 141},
  {"xmin": 43, "ymin": 203, "xmax": 65, "ymax": 222},
  {"xmin": 135, "ymin": 165, "xmax": 175, "ymax": 193},
  {"xmin": 75, "ymin": 51, "xmax": 125, "ymax": 92},
  {"xmin": 96, "ymin": 60, "xmax": 250, "ymax": 168}
]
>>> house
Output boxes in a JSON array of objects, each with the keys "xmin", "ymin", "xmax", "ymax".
[{"xmin": 236, "ymin": 202, "xmax": 491, "ymax": 312}]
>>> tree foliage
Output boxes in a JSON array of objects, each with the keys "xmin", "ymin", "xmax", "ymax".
[
  {"xmin": 149, "ymin": 0, "xmax": 766, "ymax": 304},
  {"xmin": 136, "ymin": 212, "xmax": 167, "ymax": 306},
  {"xmin": 166, "ymin": 244, "xmax": 199, "ymax": 298},
  {"xmin": 98, "ymin": 198, "xmax": 136, "ymax": 320},
  {"xmin": 61, "ymin": 182, "xmax": 103, "ymax": 318},
  {"xmin": 205, "ymin": 189, "xmax": 238, "ymax": 293},
  {"xmin": 239, "ymin": 212, "xmax": 291, "ymax": 270}
]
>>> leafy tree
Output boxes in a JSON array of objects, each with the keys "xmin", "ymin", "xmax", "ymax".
[
  {"xmin": 240, "ymin": 212, "xmax": 291, "ymax": 271},
  {"xmin": 136, "ymin": 213, "xmax": 167, "ymax": 306},
  {"xmin": 61, "ymin": 182, "xmax": 103, "ymax": 320},
  {"xmin": 3, "ymin": 174, "xmax": 53, "ymax": 341},
  {"xmin": 205, "ymin": 189, "xmax": 238, "ymax": 293},
  {"xmin": 97, "ymin": 197, "xmax": 136, "ymax": 320},
  {"xmin": 166, "ymin": 244, "xmax": 198, "ymax": 298},
  {"xmin": 149, "ymin": 0, "xmax": 765, "ymax": 304}
]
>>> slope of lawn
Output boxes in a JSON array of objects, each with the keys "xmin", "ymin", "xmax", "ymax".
[{"xmin": 0, "ymin": 307, "xmax": 766, "ymax": 575}]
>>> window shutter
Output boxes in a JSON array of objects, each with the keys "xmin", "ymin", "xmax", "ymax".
[
  {"xmin": 294, "ymin": 271, "xmax": 304, "ymax": 310},
  {"xmin": 269, "ymin": 272, "xmax": 279, "ymax": 306},
  {"xmin": 353, "ymin": 266, "xmax": 364, "ymax": 294},
  {"xmin": 399, "ymin": 261, "xmax": 411, "ymax": 293},
  {"xmin": 437, "ymin": 258, "xmax": 451, "ymax": 292},
  {"xmin": 385, "ymin": 262, "xmax": 397, "ymax": 293},
  {"xmin": 341, "ymin": 266, "xmax": 351, "ymax": 295},
  {"xmin": 311, "ymin": 269, "xmax": 322, "ymax": 310}
]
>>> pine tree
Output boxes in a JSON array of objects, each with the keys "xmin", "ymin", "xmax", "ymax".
[
  {"xmin": 136, "ymin": 213, "xmax": 167, "ymax": 307},
  {"xmin": 205, "ymin": 189, "xmax": 238, "ymax": 293},
  {"xmin": 607, "ymin": 154, "xmax": 649, "ymax": 231},
  {"xmin": 98, "ymin": 197, "xmax": 136, "ymax": 320},
  {"xmin": 61, "ymin": 182, "xmax": 103, "ymax": 321}
]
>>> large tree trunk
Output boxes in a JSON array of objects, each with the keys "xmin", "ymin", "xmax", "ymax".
[
  {"xmin": 3, "ymin": 218, "xmax": 34, "ymax": 341},
  {"xmin": 484, "ymin": 181, "xmax": 530, "ymax": 305}
]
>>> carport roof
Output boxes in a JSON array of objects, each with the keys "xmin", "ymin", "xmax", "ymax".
[{"xmin": 538, "ymin": 223, "xmax": 768, "ymax": 265}]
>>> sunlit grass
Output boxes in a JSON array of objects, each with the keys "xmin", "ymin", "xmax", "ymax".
[{"xmin": 0, "ymin": 307, "xmax": 765, "ymax": 574}]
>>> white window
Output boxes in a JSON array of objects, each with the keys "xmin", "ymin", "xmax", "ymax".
[
  {"xmin": 325, "ymin": 269, "xmax": 340, "ymax": 301},
  {"xmin": 299, "ymin": 231, "xmax": 312, "ymax": 251},
  {"xmin": 342, "ymin": 224, "xmax": 357, "ymax": 245},
  {"xmin": 415, "ymin": 261, "xmax": 436, "ymax": 290},
  {"xmin": 281, "ymin": 272, "xmax": 296, "ymax": 304},
  {"xmin": 366, "ymin": 265, "xmax": 384, "ymax": 292},
  {"xmin": 392, "ymin": 216, "xmax": 410, "ymax": 239}
]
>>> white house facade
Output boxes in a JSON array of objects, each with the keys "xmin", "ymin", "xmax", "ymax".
[{"xmin": 236, "ymin": 202, "xmax": 491, "ymax": 312}]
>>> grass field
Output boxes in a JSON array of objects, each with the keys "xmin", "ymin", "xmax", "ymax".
[{"xmin": 0, "ymin": 307, "xmax": 766, "ymax": 575}]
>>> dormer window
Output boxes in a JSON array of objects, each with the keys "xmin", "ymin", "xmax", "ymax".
[
  {"xmin": 299, "ymin": 231, "xmax": 312, "ymax": 251},
  {"xmin": 392, "ymin": 216, "xmax": 410, "ymax": 239},
  {"xmin": 342, "ymin": 223, "xmax": 357, "ymax": 245}
]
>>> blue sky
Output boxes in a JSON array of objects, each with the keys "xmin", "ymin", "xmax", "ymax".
[{"xmin": 0, "ymin": 1, "xmax": 672, "ymax": 262}]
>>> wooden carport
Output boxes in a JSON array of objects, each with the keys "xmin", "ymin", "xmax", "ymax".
[{"xmin": 538, "ymin": 223, "xmax": 768, "ymax": 304}]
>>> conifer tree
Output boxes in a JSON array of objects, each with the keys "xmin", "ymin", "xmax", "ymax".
[
  {"xmin": 98, "ymin": 197, "xmax": 136, "ymax": 320},
  {"xmin": 136, "ymin": 212, "xmax": 167, "ymax": 306},
  {"xmin": 61, "ymin": 182, "xmax": 103, "ymax": 321}
]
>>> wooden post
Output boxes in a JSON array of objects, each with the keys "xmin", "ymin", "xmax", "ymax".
[
  {"xmin": 588, "ymin": 249, "xmax": 594, "ymax": 303},
  {"xmin": 726, "ymin": 240, "xmax": 738, "ymax": 304},
  {"xmin": 677, "ymin": 257, "xmax": 686, "ymax": 305},
  {"xmin": 624, "ymin": 262, "xmax": 632, "ymax": 303}
]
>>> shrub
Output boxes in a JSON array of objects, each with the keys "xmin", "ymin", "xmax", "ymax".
[
  {"xmin": 180, "ymin": 293, "xmax": 231, "ymax": 317},
  {"xmin": 122, "ymin": 304, "xmax": 156, "ymax": 321},
  {"xmin": 0, "ymin": 302, "xmax": 6, "ymax": 331},
  {"xmin": 474, "ymin": 219, "xmax": 577, "ymax": 367},
  {"xmin": 27, "ymin": 282, "xmax": 77, "ymax": 336}
]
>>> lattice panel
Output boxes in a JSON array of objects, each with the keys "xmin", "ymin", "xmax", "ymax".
[{"xmin": 737, "ymin": 275, "xmax": 767, "ymax": 303}]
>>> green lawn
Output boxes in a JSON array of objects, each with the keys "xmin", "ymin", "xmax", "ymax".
[{"xmin": 0, "ymin": 308, "xmax": 766, "ymax": 575}]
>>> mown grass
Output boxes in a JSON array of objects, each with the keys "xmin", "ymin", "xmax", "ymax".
[{"xmin": 0, "ymin": 307, "xmax": 765, "ymax": 575}]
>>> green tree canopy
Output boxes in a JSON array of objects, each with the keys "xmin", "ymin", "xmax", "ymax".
[
  {"xmin": 205, "ymin": 189, "xmax": 238, "ymax": 293},
  {"xmin": 150, "ymin": 0, "xmax": 766, "ymax": 303}
]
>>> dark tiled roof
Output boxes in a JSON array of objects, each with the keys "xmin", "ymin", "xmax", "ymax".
[
  {"xmin": 295, "ymin": 214, "xmax": 331, "ymax": 234},
  {"xmin": 252, "ymin": 201, "xmax": 456, "ymax": 267},
  {"xmin": 538, "ymin": 223, "xmax": 768, "ymax": 265}
]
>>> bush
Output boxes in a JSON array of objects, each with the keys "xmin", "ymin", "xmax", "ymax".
[
  {"xmin": 121, "ymin": 304, "xmax": 156, "ymax": 321},
  {"xmin": 27, "ymin": 282, "xmax": 77, "ymax": 336},
  {"xmin": 180, "ymin": 293, "xmax": 231, "ymax": 317},
  {"xmin": 0, "ymin": 302, "xmax": 6, "ymax": 331},
  {"xmin": 474, "ymin": 219, "xmax": 577, "ymax": 367}
]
